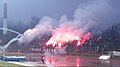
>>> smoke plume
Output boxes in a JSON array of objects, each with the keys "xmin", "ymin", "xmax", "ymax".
[{"xmin": 20, "ymin": 0, "xmax": 119, "ymax": 44}]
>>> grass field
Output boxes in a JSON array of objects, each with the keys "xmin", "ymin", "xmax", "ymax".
[
  {"xmin": 0, "ymin": 61, "xmax": 25, "ymax": 67},
  {"xmin": 0, "ymin": 61, "xmax": 113, "ymax": 67}
]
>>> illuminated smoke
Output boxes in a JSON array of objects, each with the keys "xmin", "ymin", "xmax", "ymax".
[
  {"xmin": 21, "ymin": 0, "xmax": 117, "ymax": 44},
  {"xmin": 18, "ymin": 0, "xmax": 118, "ymax": 55},
  {"xmin": 46, "ymin": 4, "xmax": 95, "ymax": 47},
  {"xmin": 45, "ymin": 0, "xmax": 119, "ymax": 47},
  {"xmin": 19, "ymin": 16, "xmax": 55, "ymax": 43}
]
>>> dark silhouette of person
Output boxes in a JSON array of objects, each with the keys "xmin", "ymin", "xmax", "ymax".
[{"xmin": 41, "ymin": 56, "xmax": 45, "ymax": 64}]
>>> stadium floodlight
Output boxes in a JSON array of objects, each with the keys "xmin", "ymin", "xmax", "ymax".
[{"xmin": 3, "ymin": 0, "xmax": 7, "ymax": 34}]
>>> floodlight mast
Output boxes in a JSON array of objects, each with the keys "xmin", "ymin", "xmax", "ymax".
[
  {"xmin": 0, "ymin": 0, "xmax": 24, "ymax": 54},
  {"xmin": 3, "ymin": 0, "xmax": 7, "ymax": 34}
]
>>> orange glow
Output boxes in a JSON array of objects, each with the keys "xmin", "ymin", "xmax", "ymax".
[
  {"xmin": 58, "ymin": 43, "xmax": 62, "ymax": 47},
  {"xmin": 77, "ymin": 41, "xmax": 80, "ymax": 46},
  {"xmin": 46, "ymin": 31, "xmax": 92, "ymax": 47},
  {"xmin": 76, "ymin": 58, "xmax": 80, "ymax": 67},
  {"xmin": 45, "ymin": 57, "xmax": 55, "ymax": 64},
  {"xmin": 77, "ymin": 64, "xmax": 80, "ymax": 67}
]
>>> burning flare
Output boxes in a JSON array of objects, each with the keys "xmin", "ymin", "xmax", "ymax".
[{"xmin": 46, "ymin": 31, "xmax": 92, "ymax": 47}]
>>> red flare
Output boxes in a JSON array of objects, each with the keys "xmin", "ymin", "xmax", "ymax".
[{"xmin": 46, "ymin": 32, "xmax": 92, "ymax": 47}]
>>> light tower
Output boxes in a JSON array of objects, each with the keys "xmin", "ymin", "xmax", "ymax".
[{"xmin": 3, "ymin": 0, "xmax": 7, "ymax": 34}]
